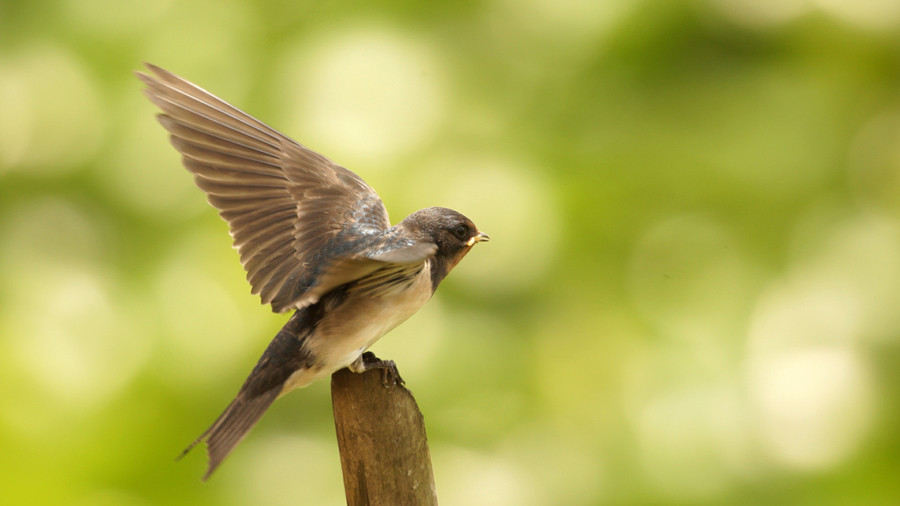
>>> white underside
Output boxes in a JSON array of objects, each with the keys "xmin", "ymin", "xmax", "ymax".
[{"xmin": 280, "ymin": 262, "xmax": 432, "ymax": 394}]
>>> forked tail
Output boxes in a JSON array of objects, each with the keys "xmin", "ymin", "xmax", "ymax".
[
  {"xmin": 178, "ymin": 387, "xmax": 281, "ymax": 480},
  {"xmin": 178, "ymin": 310, "xmax": 311, "ymax": 480}
]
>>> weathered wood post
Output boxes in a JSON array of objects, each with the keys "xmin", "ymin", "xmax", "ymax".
[{"xmin": 331, "ymin": 366, "xmax": 438, "ymax": 505}]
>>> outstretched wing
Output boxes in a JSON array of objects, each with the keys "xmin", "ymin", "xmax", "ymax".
[{"xmin": 137, "ymin": 63, "xmax": 393, "ymax": 312}]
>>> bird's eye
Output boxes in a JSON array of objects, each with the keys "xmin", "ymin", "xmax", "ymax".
[{"xmin": 452, "ymin": 225, "xmax": 468, "ymax": 240}]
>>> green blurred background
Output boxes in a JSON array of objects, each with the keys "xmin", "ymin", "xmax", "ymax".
[{"xmin": 2, "ymin": 0, "xmax": 900, "ymax": 504}]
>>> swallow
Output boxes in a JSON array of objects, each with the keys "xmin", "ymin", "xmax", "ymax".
[{"xmin": 136, "ymin": 64, "xmax": 489, "ymax": 480}]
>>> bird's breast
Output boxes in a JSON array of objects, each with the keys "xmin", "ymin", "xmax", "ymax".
[{"xmin": 282, "ymin": 262, "xmax": 433, "ymax": 392}]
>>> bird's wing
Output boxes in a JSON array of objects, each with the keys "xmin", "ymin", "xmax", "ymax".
[{"xmin": 138, "ymin": 63, "xmax": 399, "ymax": 312}]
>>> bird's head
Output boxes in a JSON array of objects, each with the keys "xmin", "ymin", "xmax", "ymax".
[{"xmin": 403, "ymin": 206, "xmax": 489, "ymax": 271}]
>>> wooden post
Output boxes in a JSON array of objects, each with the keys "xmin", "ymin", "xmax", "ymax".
[{"xmin": 331, "ymin": 366, "xmax": 438, "ymax": 506}]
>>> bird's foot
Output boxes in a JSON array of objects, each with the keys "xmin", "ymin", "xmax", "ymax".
[{"xmin": 359, "ymin": 351, "xmax": 405, "ymax": 388}]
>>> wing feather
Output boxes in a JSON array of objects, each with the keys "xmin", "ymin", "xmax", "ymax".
[{"xmin": 138, "ymin": 63, "xmax": 393, "ymax": 312}]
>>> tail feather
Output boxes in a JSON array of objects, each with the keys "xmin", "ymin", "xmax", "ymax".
[
  {"xmin": 203, "ymin": 388, "xmax": 281, "ymax": 480},
  {"xmin": 178, "ymin": 309, "xmax": 318, "ymax": 479},
  {"xmin": 180, "ymin": 387, "xmax": 282, "ymax": 480}
]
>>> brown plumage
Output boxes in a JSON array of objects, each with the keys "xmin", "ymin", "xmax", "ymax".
[{"xmin": 137, "ymin": 64, "xmax": 489, "ymax": 479}]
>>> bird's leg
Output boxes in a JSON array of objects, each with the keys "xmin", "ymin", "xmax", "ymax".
[{"xmin": 349, "ymin": 351, "xmax": 405, "ymax": 387}]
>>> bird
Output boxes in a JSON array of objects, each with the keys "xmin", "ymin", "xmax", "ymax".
[{"xmin": 136, "ymin": 63, "xmax": 489, "ymax": 480}]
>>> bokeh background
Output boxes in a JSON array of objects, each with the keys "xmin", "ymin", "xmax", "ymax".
[{"xmin": 3, "ymin": 0, "xmax": 900, "ymax": 504}]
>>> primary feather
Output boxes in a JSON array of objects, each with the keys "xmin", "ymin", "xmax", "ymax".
[{"xmin": 137, "ymin": 63, "xmax": 393, "ymax": 312}]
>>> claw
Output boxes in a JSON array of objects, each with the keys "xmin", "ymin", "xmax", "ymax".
[{"xmin": 360, "ymin": 352, "xmax": 405, "ymax": 388}]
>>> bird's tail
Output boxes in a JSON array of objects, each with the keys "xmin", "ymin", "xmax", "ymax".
[
  {"xmin": 179, "ymin": 310, "xmax": 310, "ymax": 480},
  {"xmin": 178, "ymin": 387, "xmax": 281, "ymax": 481}
]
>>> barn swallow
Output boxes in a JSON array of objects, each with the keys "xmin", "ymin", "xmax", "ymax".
[{"xmin": 137, "ymin": 64, "xmax": 488, "ymax": 480}]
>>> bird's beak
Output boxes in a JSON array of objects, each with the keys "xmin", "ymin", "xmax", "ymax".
[{"xmin": 467, "ymin": 232, "xmax": 490, "ymax": 247}]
